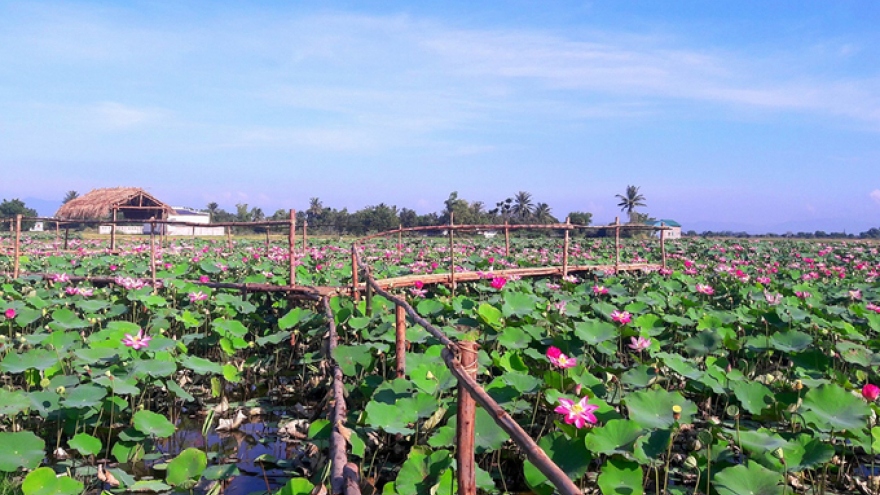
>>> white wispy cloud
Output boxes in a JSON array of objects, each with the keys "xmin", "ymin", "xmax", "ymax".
[{"xmin": 870, "ymin": 189, "xmax": 880, "ymax": 205}]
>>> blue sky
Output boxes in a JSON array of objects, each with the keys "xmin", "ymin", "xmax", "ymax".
[{"xmin": 2, "ymin": 1, "xmax": 879, "ymax": 233}]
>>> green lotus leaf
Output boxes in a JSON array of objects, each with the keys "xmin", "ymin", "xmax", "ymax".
[
  {"xmin": 597, "ymin": 457, "xmax": 643, "ymax": 495},
  {"xmin": 180, "ymin": 355, "xmax": 224, "ymax": 375},
  {"xmin": 585, "ymin": 419, "xmax": 645, "ymax": 456},
  {"xmin": 502, "ymin": 292, "xmax": 539, "ymax": 318},
  {"xmin": 0, "ymin": 431, "xmax": 46, "ymax": 472},
  {"xmin": 730, "ymin": 381, "xmax": 775, "ymax": 415},
  {"xmin": 62, "ymin": 384, "xmax": 107, "ymax": 409},
  {"xmin": 68, "ymin": 433, "xmax": 102, "ymax": 456},
  {"xmin": 278, "ymin": 307, "xmax": 312, "ymax": 330},
  {"xmin": 574, "ymin": 319, "xmax": 618, "ymax": 346},
  {"xmin": 129, "ymin": 480, "xmax": 172, "ymax": 492},
  {"xmin": 625, "ymin": 389, "xmax": 696, "ymax": 429},
  {"xmin": 2, "ymin": 349, "xmax": 59, "ymax": 373},
  {"xmin": 684, "ymin": 330, "xmax": 723, "ymax": 356},
  {"xmin": 769, "ymin": 330, "xmax": 813, "ymax": 353},
  {"xmin": 133, "ymin": 358, "xmax": 177, "ymax": 378},
  {"xmin": 166, "ymin": 448, "xmax": 207, "ymax": 487},
  {"xmin": 525, "ymin": 430, "xmax": 592, "ymax": 495},
  {"xmin": 203, "ymin": 464, "xmax": 240, "ymax": 481},
  {"xmin": 49, "ymin": 308, "xmax": 88, "ymax": 330},
  {"xmin": 275, "ymin": 477, "xmax": 314, "ymax": 495},
  {"xmin": 801, "ymin": 383, "xmax": 870, "ymax": 432},
  {"xmin": 737, "ymin": 428, "xmax": 788, "ymax": 455},
  {"xmin": 22, "ymin": 467, "xmax": 83, "ymax": 495},
  {"xmin": 0, "ymin": 389, "xmax": 32, "ymax": 416},
  {"xmin": 714, "ymin": 462, "xmax": 783, "ymax": 495},
  {"xmin": 133, "ymin": 410, "xmax": 176, "ymax": 438}
]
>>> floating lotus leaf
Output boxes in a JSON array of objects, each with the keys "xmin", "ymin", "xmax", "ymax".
[
  {"xmin": 180, "ymin": 355, "xmax": 223, "ymax": 375},
  {"xmin": 133, "ymin": 410, "xmax": 176, "ymax": 438},
  {"xmin": 62, "ymin": 384, "xmax": 107, "ymax": 409},
  {"xmin": 166, "ymin": 448, "xmax": 207, "ymax": 488},
  {"xmin": 275, "ymin": 477, "xmax": 314, "ymax": 495},
  {"xmin": 2, "ymin": 349, "xmax": 59, "ymax": 373},
  {"xmin": 0, "ymin": 389, "xmax": 32, "ymax": 416},
  {"xmin": 574, "ymin": 319, "xmax": 618, "ymax": 346},
  {"xmin": 769, "ymin": 330, "xmax": 813, "ymax": 353},
  {"xmin": 730, "ymin": 381, "xmax": 775, "ymax": 415},
  {"xmin": 502, "ymin": 292, "xmax": 539, "ymax": 318},
  {"xmin": 333, "ymin": 344, "xmax": 374, "ymax": 376}
]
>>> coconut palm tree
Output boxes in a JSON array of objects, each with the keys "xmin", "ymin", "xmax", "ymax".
[
  {"xmin": 616, "ymin": 185, "xmax": 647, "ymax": 223},
  {"xmin": 206, "ymin": 202, "xmax": 219, "ymax": 222},
  {"xmin": 512, "ymin": 191, "xmax": 534, "ymax": 221},
  {"xmin": 533, "ymin": 203, "xmax": 556, "ymax": 224},
  {"xmin": 307, "ymin": 197, "xmax": 323, "ymax": 223},
  {"xmin": 62, "ymin": 191, "xmax": 79, "ymax": 204}
]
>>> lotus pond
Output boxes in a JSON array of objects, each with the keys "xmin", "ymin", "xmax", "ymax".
[{"xmin": 1, "ymin": 234, "xmax": 880, "ymax": 495}]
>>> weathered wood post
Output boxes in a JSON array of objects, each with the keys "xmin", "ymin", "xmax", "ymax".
[
  {"xmin": 110, "ymin": 207, "xmax": 117, "ymax": 251},
  {"xmin": 395, "ymin": 304, "xmax": 406, "ymax": 378},
  {"xmin": 265, "ymin": 228, "xmax": 270, "ymax": 259},
  {"xmin": 302, "ymin": 220, "xmax": 308, "ymax": 252},
  {"xmin": 614, "ymin": 216, "xmax": 621, "ymax": 273},
  {"xmin": 398, "ymin": 224, "xmax": 402, "ymax": 260},
  {"xmin": 149, "ymin": 217, "xmax": 157, "ymax": 292},
  {"xmin": 365, "ymin": 267, "xmax": 373, "ymax": 317},
  {"xmin": 562, "ymin": 216, "xmax": 571, "ymax": 278},
  {"xmin": 288, "ymin": 209, "xmax": 296, "ymax": 288},
  {"xmin": 54, "ymin": 221, "xmax": 60, "ymax": 251},
  {"xmin": 449, "ymin": 212, "xmax": 455, "ymax": 296},
  {"xmin": 351, "ymin": 245, "xmax": 360, "ymax": 301},
  {"xmin": 660, "ymin": 221, "xmax": 667, "ymax": 269},
  {"xmin": 456, "ymin": 340, "xmax": 479, "ymax": 495},
  {"xmin": 12, "ymin": 214, "xmax": 21, "ymax": 279},
  {"xmin": 63, "ymin": 225, "xmax": 70, "ymax": 250},
  {"xmin": 226, "ymin": 225, "xmax": 233, "ymax": 251},
  {"xmin": 504, "ymin": 221, "xmax": 510, "ymax": 257}
]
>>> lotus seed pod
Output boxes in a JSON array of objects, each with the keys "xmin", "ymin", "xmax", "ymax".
[
  {"xmin": 40, "ymin": 378, "xmax": 51, "ymax": 388},
  {"xmin": 684, "ymin": 456, "xmax": 699, "ymax": 469},
  {"xmin": 764, "ymin": 373, "xmax": 775, "ymax": 384},
  {"xmin": 55, "ymin": 386, "xmax": 66, "ymax": 395},
  {"xmin": 772, "ymin": 448, "xmax": 785, "ymax": 460},
  {"xmin": 672, "ymin": 404, "xmax": 682, "ymax": 420}
]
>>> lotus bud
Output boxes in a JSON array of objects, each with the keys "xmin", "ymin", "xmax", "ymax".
[
  {"xmin": 684, "ymin": 456, "xmax": 698, "ymax": 469},
  {"xmin": 55, "ymin": 386, "xmax": 66, "ymax": 395},
  {"xmin": 248, "ymin": 341, "xmax": 255, "ymax": 348},
  {"xmin": 794, "ymin": 379, "xmax": 803, "ymax": 391},
  {"xmin": 40, "ymin": 378, "xmax": 51, "ymax": 388},
  {"xmin": 42, "ymin": 308, "xmax": 47, "ymax": 316},
  {"xmin": 772, "ymin": 448, "xmax": 785, "ymax": 460},
  {"xmin": 672, "ymin": 405, "xmax": 682, "ymax": 421}
]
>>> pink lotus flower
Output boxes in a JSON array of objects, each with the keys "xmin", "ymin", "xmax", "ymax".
[
  {"xmin": 863, "ymin": 384, "xmax": 880, "ymax": 402},
  {"xmin": 199, "ymin": 275, "xmax": 210, "ymax": 283},
  {"xmin": 189, "ymin": 291, "xmax": 208, "ymax": 303},
  {"xmin": 410, "ymin": 287, "xmax": 427, "ymax": 297},
  {"xmin": 49, "ymin": 273, "xmax": 70, "ymax": 283},
  {"xmin": 122, "ymin": 329, "xmax": 152, "ymax": 350},
  {"xmin": 764, "ymin": 291, "xmax": 782, "ymax": 305},
  {"xmin": 610, "ymin": 310, "xmax": 631, "ymax": 325},
  {"xmin": 795, "ymin": 291, "xmax": 811, "ymax": 299},
  {"xmin": 849, "ymin": 289, "xmax": 862, "ymax": 300},
  {"xmin": 554, "ymin": 396, "xmax": 599, "ymax": 428},
  {"xmin": 414, "ymin": 280, "xmax": 424, "ymax": 290},
  {"xmin": 695, "ymin": 284, "xmax": 714, "ymax": 296},
  {"xmin": 490, "ymin": 277, "xmax": 507, "ymax": 290},
  {"xmin": 628, "ymin": 336, "xmax": 651, "ymax": 351},
  {"xmin": 546, "ymin": 346, "xmax": 577, "ymax": 368},
  {"xmin": 867, "ymin": 303, "xmax": 880, "ymax": 314},
  {"xmin": 109, "ymin": 265, "xmax": 118, "ymax": 271},
  {"xmin": 4, "ymin": 308, "xmax": 15, "ymax": 319},
  {"xmin": 592, "ymin": 285, "xmax": 608, "ymax": 295}
]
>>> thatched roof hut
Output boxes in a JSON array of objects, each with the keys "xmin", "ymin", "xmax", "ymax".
[{"xmin": 55, "ymin": 187, "xmax": 174, "ymax": 221}]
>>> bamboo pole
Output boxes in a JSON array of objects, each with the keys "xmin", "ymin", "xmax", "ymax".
[
  {"xmin": 456, "ymin": 340, "xmax": 478, "ymax": 495},
  {"xmin": 226, "ymin": 226, "xmax": 232, "ymax": 251},
  {"xmin": 398, "ymin": 223, "xmax": 402, "ymax": 260},
  {"xmin": 660, "ymin": 221, "xmax": 667, "ymax": 269},
  {"xmin": 351, "ymin": 245, "xmax": 360, "ymax": 301},
  {"xmin": 395, "ymin": 304, "xmax": 406, "ymax": 378},
  {"xmin": 289, "ymin": 210, "xmax": 296, "ymax": 287},
  {"xmin": 323, "ymin": 297, "xmax": 352, "ymax": 495},
  {"xmin": 64, "ymin": 226, "xmax": 70, "ymax": 250},
  {"xmin": 110, "ymin": 207, "xmax": 117, "ymax": 251},
  {"xmin": 150, "ymin": 217, "xmax": 157, "ymax": 292},
  {"xmin": 504, "ymin": 221, "xmax": 510, "ymax": 257},
  {"xmin": 54, "ymin": 221, "xmax": 60, "ymax": 252},
  {"xmin": 302, "ymin": 220, "xmax": 308, "ymax": 252},
  {"xmin": 615, "ymin": 216, "xmax": 621, "ymax": 273},
  {"xmin": 449, "ymin": 212, "xmax": 455, "ymax": 296},
  {"xmin": 365, "ymin": 267, "xmax": 373, "ymax": 317},
  {"xmin": 12, "ymin": 214, "xmax": 21, "ymax": 279},
  {"xmin": 562, "ymin": 216, "xmax": 570, "ymax": 278},
  {"xmin": 265, "ymin": 228, "xmax": 270, "ymax": 259}
]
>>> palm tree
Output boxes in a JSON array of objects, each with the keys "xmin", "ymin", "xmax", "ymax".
[
  {"xmin": 206, "ymin": 202, "xmax": 219, "ymax": 222},
  {"xmin": 616, "ymin": 185, "xmax": 647, "ymax": 223},
  {"xmin": 62, "ymin": 191, "xmax": 79, "ymax": 204},
  {"xmin": 307, "ymin": 197, "xmax": 323, "ymax": 224},
  {"xmin": 512, "ymin": 191, "xmax": 534, "ymax": 221},
  {"xmin": 533, "ymin": 202, "xmax": 556, "ymax": 224}
]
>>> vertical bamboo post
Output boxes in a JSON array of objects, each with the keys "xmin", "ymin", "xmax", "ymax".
[
  {"xmin": 660, "ymin": 221, "xmax": 667, "ymax": 269},
  {"xmin": 64, "ymin": 226, "xmax": 70, "ymax": 250},
  {"xmin": 302, "ymin": 220, "xmax": 308, "ymax": 252},
  {"xmin": 149, "ymin": 217, "xmax": 157, "ymax": 292},
  {"xmin": 456, "ymin": 340, "xmax": 478, "ymax": 495},
  {"xmin": 395, "ymin": 304, "xmax": 406, "ymax": 378},
  {"xmin": 562, "ymin": 216, "xmax": 571, "ymax": 278},
  {"xmin": 226, "ymin": 225, "xmax": 232, "ymax": 251},
  {"xmin": 54, "ymin": 221, "xmax": 60, "ymax": 251},
  {"xmin": 351, "ymin": 245, "xmax": 360, "ymax": 301},
  {"xmin": 614, "ymin": 216, "xmax": 621, "ymax": 273},
  {"xmin": 265, "ymin": 228, "xmax": 270, "ymax": 259},
  {"xmin": 110, "ymin": 207, "xmax": 117, "ymax": 251},
  {"xmin": 398, "ymin": 224, "xmax": 402, "ymax": 260},
  {"xmin": 12, "ymin": 214, "xmax": 21, "ymax": 279},
  {"xmin": 365, "ymin": 267, "xmax": 373, "ymax": 317},
  {"xmin": 449, "ymin": 212, "xmax": 455, "ymax": 295},
  {"xmin": 288, "ymin": 209, "xmax": 296, "ymax": 288},
  {"xmin": 504, "ymin": 221, "xmax": 510, "ymax": 257}
]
